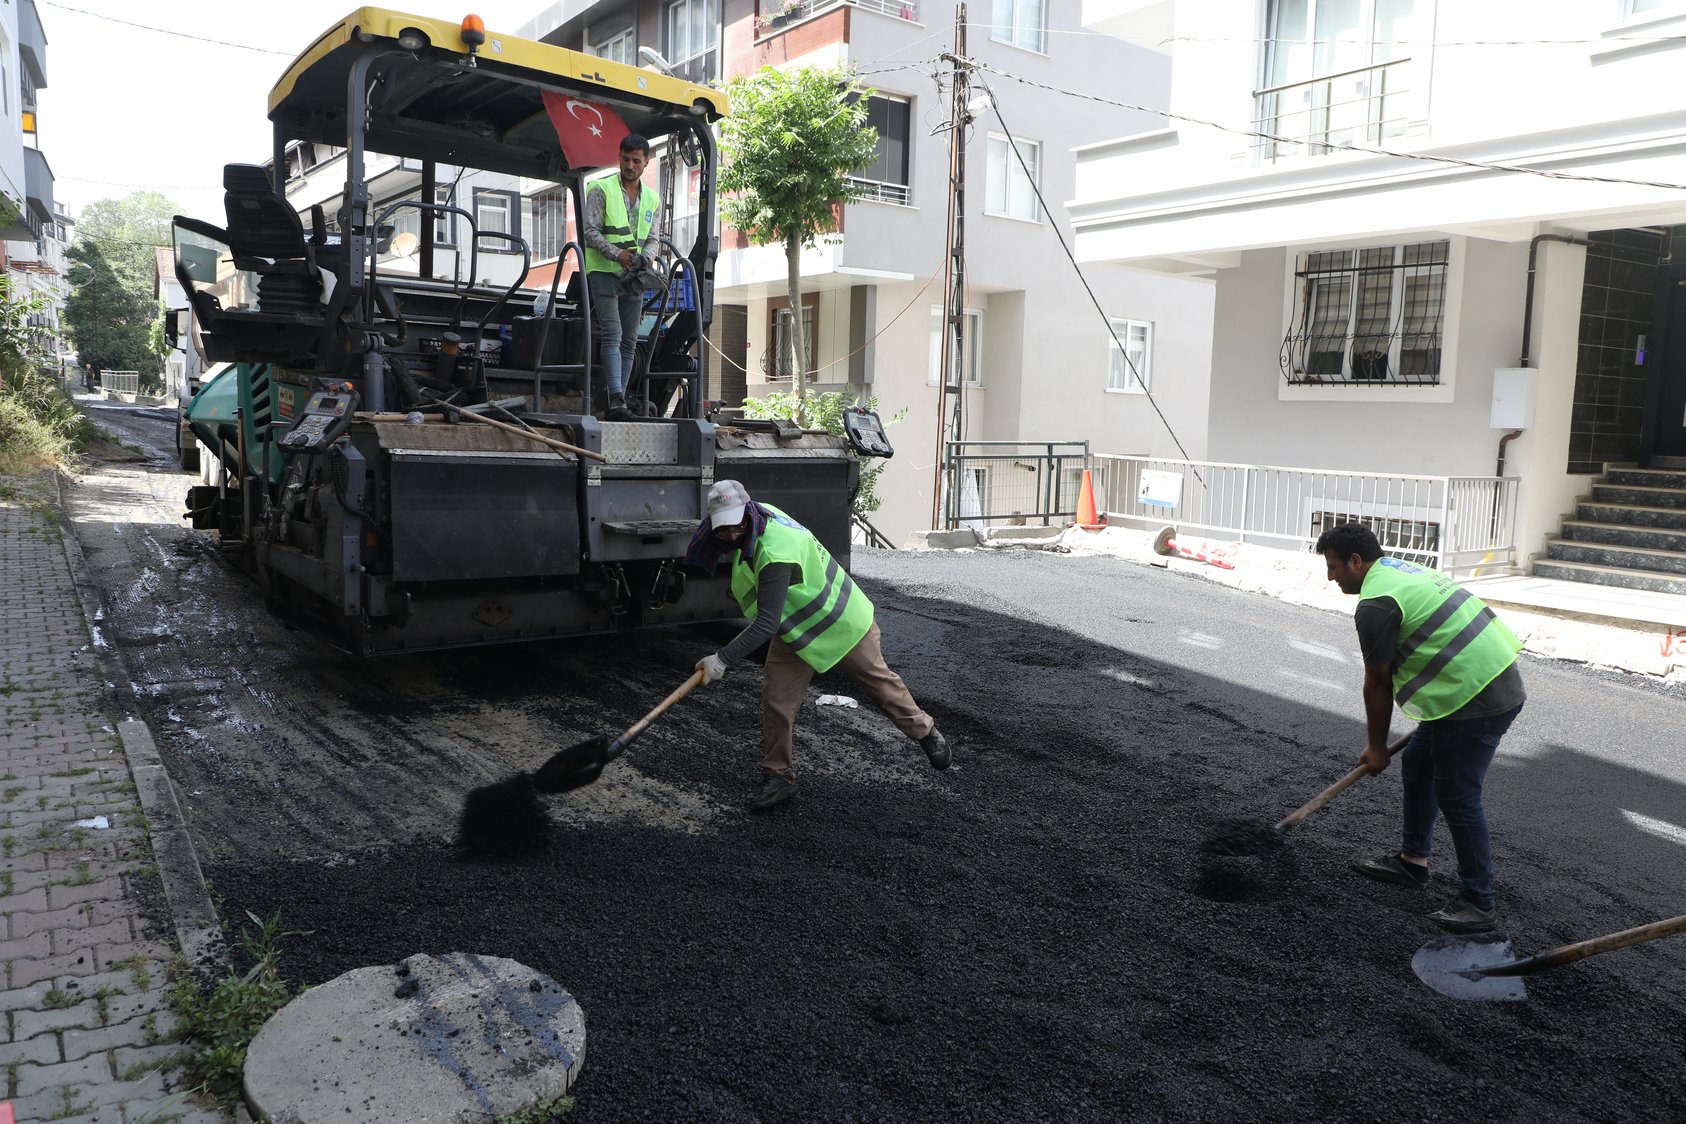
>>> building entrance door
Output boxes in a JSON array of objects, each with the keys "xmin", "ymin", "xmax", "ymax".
[{"xmin": 1651, "ymin": 280, "xmax": 1686, "ymax": 460}]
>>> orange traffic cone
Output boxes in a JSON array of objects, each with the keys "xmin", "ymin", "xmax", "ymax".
[{"xmin": 1074, "ymin": 469, "xmax": 1106, "ymax": 530}]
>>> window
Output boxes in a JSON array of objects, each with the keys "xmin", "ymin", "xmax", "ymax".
[
  {"xmin": 1258, "ymin": 0, "xmax": 1416, "ymax": 159},
  {"xmin": 992, "ymin": 0, "xmax": 1046, "ymax": 51},
  {"xmin": 387, "ymin": 186, "xmax": 457, "ymax": 251},
  {"xmin": 522, "ymin": 187, "xmax": 568, "ymax": 261},
  {"xmin": 985, "ymin": 135, "xmax": 1040, "ymax": 222},
  {"xmin": 1626, "ymin": 0, "xmax": 1678, "ymax": 15},
  {"xmin": 1284, "ymin": 240, "xmax": 1448, "ymax": 385},
  {"xmin": 1107, "ymin": 319, "xmax": 1152, "ymax": 393},
  {"xmin": 849, "ymin": 96, "xmax": 912, "ymax": 204},
  {"xmin": 588, "ymin": 23, "xmax": 636, "ymax": 66},
  {"xmin": 474, "ymin": 189, "xmax": 520, "ymax": 253},
  {"xmin": 665, "ymin": 0, "xmax": 719, "ymax": 84},
  {"xmin": 928, "ymin": 306, "xmax": 983, "ymax": 387},
  {"xmin": 770, "ymin": 305, "xmax": 815, "ymax": 380}
]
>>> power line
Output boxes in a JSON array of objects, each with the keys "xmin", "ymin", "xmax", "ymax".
[
  {"xmin": 37, "ymin": 1, "xmax": 291, "ymax": 54},
  {"xmin": 965, "ymin": 19, "xmax": 1686, "ymax": 47},
  {"xmin": 971, "ymin": 59, "xmax": 1686, "ymax": 193}
]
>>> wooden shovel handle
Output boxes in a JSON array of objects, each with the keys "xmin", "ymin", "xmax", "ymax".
[
  {"xmin": 356, "ymin": 406, "xmax": 607, "ymax": 462},
  {"xmin": 1275, "ymin": 730, "xmax": 1414, "ymax": 832},
  {"xmin": 1487, "ymin": 913, "xmax": 1686, "ymax": 978},
  {"xmin": 614, "ymin": 669, "xmax": 706, "ymax": 750}
]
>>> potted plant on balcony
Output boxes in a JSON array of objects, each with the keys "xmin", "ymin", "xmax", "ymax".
[{"xmin": 759, "ymin": 2, "xmax": 800, "ymax": 31}]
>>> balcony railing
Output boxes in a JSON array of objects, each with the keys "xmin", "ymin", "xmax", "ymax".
[
  {"xmin": 845, "ymin": 176, "xmax": 912, "ymax": 205},
  {"xmin": 1254, "ymin": 58, "xmax": 1410, "ymax": 162},
  {"xmin": 762, "ymin": 0, "xmax": 918, "ymax": 32}
]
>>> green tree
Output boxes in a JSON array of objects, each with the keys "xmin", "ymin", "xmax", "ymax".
[
  {"xmin": 718, "ymin": 65, "xmax": 878, "ymax": 402},
  {"xmin": 62, "ymin": 191, "xmax": 179, "ymax": 392}
]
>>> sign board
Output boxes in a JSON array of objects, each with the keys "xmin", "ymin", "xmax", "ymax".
[{"xmin": 1138, "ymin": 469, "xmax": 1183, "ymax": 509}]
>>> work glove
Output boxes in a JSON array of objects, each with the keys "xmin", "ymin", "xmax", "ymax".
[{"xmin": 697, "ymin": 653, "xmax": 728, "ymax": 685}]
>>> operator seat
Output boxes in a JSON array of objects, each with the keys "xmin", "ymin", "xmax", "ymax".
[{"xmin": 222, "ymin": 163, "xmax": 322, "ymax": 316}]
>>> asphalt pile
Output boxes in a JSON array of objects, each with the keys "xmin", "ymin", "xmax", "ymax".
[{"xmin": 199, "ymin": 570, "xmax": 1686, "ymax": 1123}]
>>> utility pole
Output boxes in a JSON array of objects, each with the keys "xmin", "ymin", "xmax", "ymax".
[{"xmin": 930, "ymin": 4, "xmax": 969, "ymax": 529}]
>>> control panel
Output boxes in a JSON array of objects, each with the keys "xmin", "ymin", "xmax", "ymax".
[{"xmin": 280, "ymin": 381, "xmax": 359, "ymax": 453}]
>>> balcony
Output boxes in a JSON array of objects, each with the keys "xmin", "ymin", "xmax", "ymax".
[
  {"xmin": 1254, "ymin": 58, "xmax": 1410, "ymax": 162},
  {"xmin": 25, "ymin": 148, "xmax": 55, "ymax": 224},
  {"xmin": 759, "ymin": 0, "xmax": 918, "ymax": 36},
  {"xmin": 19, "ymin": 0, "xmax": 47, "ymax": 87},
  {"xmin": 845, "ymin": 175, "xmax": 911, "ymax": 205}
]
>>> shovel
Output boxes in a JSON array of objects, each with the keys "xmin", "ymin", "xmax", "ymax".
[
  {"xmin": 532, "ymin": 669, "xmax": 706, "ymax": 794},
  {"xmin": 1201, "ymin": 730, "xmax": 1414, "ymax": 857},
  {"xmin": 1412, "ymin": 913, "xmax": 1686, "ymax": 1002}
]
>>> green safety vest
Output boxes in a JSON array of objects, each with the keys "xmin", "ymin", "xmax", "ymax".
[
  {"xmin": 584, "ymin": 173, "xmax": 658, "ymax": 275},
  {"xmin": 731, "ymin": 504, "xmax": 874, "ymax": 673},
  {"xmin": 1359, "ymin": 557, "xmax": 1521, "ymax": 721}
]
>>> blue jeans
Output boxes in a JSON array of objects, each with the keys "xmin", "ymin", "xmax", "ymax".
[
  {"xmin": 1400, "ymin": 703, "xmax": 1522, "ymax": 911},
  {"xmin": 587, "ymin": 270, "xmax": 643, "ymax": 399}
]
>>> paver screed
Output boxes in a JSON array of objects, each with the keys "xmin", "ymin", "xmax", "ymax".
[{"xmin": 0, "ymin": 473, "xmax": 224, "ymax": 1123}]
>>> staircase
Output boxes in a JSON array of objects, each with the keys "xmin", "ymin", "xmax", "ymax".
[{"xmin": 1534, "ymin": 466, "xmax": 1686, "ymax": 595}]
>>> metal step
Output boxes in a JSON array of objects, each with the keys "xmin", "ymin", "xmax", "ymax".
[
  {"xmin": 1530, "ymin": 558, "xmax": 1686, "ymax": 596},
  {"xmin": 1560, "ymin": 519, "xmax": 1686, "ymax": 553},
  {"xmin": 1574, "ymin": 501, "xmax": 1686, "ymax": 531},
  {"xmin": 603, "ymin": 520, "xmax": 699, "ymax": 537},
  {"xmin": 1545, "ymin": 538, "xmax": 1686, "ymax": 575},
  {"xmin": 1590, "ymin": 483, "xmax": 1686, "ymax": 509}
]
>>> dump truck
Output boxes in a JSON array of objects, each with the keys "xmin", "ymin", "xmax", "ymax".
[{"xmin": 173, "ymin": 8, "xmax": 890, "ymax": 655}]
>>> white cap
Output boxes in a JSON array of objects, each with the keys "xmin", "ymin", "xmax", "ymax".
[{"xmin": 707, "ymin": 479, "xmax": 751, "ymax": 529}]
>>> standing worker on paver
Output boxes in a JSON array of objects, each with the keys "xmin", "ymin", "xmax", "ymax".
[
  {"xmin": 686, "ymin": 480, "xmax": 951, "ymax": 811},
  {"xmin": 582, "ymin": 133, "xmax": 661, "ymax": 422},
  {"xmin": 1316, "ymin": 522, "xmax": 1526, "ymax": 934}
]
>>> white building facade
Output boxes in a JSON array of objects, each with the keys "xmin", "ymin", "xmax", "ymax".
[
  {"xmin": 1071, "ymin": 0, "xmax": 1686, "ymax": 572},
  {"xmin": 2, "ymin": 0, "xmax": 63, "ymax": 368}
]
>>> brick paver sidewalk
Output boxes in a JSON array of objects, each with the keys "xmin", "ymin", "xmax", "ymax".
[{"xmin": 1, "ymin": 473, "xmax": 225, "ymax": 1123}]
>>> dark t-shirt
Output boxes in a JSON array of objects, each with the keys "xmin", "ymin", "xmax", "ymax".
[{"xmin": 1355, "ymin": 596, "xmax": 1525, "ymax": 719}]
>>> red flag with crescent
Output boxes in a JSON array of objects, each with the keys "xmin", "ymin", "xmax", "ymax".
[{"xmin": 542, "ymin": 90, "xmax": 629, "ymax": 169}]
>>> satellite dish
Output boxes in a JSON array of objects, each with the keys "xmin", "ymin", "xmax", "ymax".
[{"xmin": 390, "ymin": 231, "xmax": 420, "ymax": 259}]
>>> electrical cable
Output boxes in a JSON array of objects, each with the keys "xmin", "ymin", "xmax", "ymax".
[
  {"xmin": 38, "ymin": 1, "xmax": 292, "ymax": 54},
  {"xmin": 969, "ymin": 69, "xmax": 1200, "ymax": 468}
]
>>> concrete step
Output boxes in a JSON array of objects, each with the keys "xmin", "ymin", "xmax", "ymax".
[
  {"xmin": 1545, "ymin": 538, "xmax": 1686, "ymax": 575},
  {"xmin": 1575, "ymin": 501, "xmax": 1686, "ymax": 531},
  {"xmin": 1531, "ymin": 558, "xmax": 1686, "ymax": 596},
  {"xmin": 1561, "ymin": 519, "xmax": 1686, "ymax": 553},
  {"xmin": 1590, "ymin": 483, "xmax": 1686, "ymax": 509},
  {"xmin": 1607, "ymin": 466, "xmax": 1686, "ymax": 489}
]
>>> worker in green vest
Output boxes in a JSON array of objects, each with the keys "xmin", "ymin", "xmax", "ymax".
[
  {"xmin": 685, "ymin": 480, "xmax": 951, "ymax": 811},
  {"xmin": 583, "ymin": 134, "xmax": 661, "ymax": 421},
  {"xmin": 1317, "ymin": 522, "xmax": 1526, "ymax": 934}
]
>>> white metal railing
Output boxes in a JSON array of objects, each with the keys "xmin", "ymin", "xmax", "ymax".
[
  {"xmin": 1090, "ymin": 453, "xmax": 1520, "ymax": 575},
  {"xmin": 765, "ymin": 0, "xmax": 918, "ymax": 29},
  {"xmin": 100, "ymin": 370, "xmax": 140, "ymax": 395},
  {"xmin": 1254, "ymin": 58, "xmax": 1410, "ymax": 162},
  {"xmin": 845, "ymin": 176, "xmax": 912, "ymax": 205}
]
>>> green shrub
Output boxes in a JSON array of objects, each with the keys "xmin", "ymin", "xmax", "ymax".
[
  {"xmin": 0, "ymin": 367, "xmax": 93, "ymax": 473},
  {"xmin": 170, "ymin": 911, "xmax": 305, "ymax": 1105}
]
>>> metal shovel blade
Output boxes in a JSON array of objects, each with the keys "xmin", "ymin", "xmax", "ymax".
[
  {"xmin": 532, "ymin": 734, "xmax": 612, "ymax": 794},
  {"xmin": 1411, "ymin": 932, "xmax": 1529, "ymax": 1002}
]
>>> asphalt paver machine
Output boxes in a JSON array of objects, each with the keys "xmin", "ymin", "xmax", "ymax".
[{"xmin": 176, "ymin": 8, "xmax": 889, "ymax": 655}]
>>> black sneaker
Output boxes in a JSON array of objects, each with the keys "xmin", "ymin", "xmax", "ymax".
[
  {"xmin": 747, "ymin": 775, "xmax": 796, "ymax": 812},
  {"xmin": 1350, "ymin": 852, "xmax": 1430, "ymax": 889},
  {"xmin": 605, "ymin": 393, "xmax": 635, "ymax": 422},
  {"xmin": 919, "ymin": 727, "xmax": 951, "ymax": 770},
  {"xmin": 1427, "ymin": 894, "xmax": 1497, "ymax": 933}
]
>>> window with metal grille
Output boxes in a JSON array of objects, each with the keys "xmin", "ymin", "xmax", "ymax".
[
  {"xmin": 769, "ymin": 305, "xmax": 815, "ymax": 381},
  {"xmin": 1283, "ymin": 240, "xmax": 1447, "ymax": 385},
  {"xmin": 521, "ymin": 187, "xmax": 567, "ymax": 262}
]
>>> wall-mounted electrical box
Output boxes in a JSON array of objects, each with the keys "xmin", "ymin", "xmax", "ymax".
[{"xmin": 1491, "ymin": 367, "xmax": 1539, "ymax": 430}]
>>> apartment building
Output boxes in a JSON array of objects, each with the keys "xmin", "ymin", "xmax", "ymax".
[
  {"xmin": 2, "ymin": 0, "xmax": 64, "ymax": 362},
  {"xmin": 1072, "ymin": 0, "xmax": 1686, "ymax": 586},
  {"xmin": 491, "ymin": 0, "xmax": 1217, "ymax": 543}
]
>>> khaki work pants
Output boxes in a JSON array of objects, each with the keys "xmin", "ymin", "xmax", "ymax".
[{"xmin": 761, "ymin": 622, "xmax": 933, "ymax": 781}]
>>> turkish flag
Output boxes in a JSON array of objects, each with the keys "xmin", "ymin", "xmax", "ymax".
[{"xmin": 543, "ymin": 90, "xmax": 629, "ymax": 170}]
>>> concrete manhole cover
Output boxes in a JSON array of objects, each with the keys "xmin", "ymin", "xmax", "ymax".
[{"xmin": 244, "ymin": 951, "xmax": 585, "ymax": 1123}]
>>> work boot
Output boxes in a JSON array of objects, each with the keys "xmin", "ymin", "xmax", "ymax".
[
  {"xmin": 1350, "ymin": 852, "xmax": 1430, "ymax": 889},
  {"xmin": 1427, "ymin": 894, "xmax": 1497, "ymax": 934},
  {"xmin": 919, "ymin": 727, "xmax": 951, "ymax": 770},
  {"xmin": 747, "ymin": 775, "xmax": 796, "ymax": 812},
  {"xmin": 605, "ymin": 393, "xmax": 635, "ymax": 422}
]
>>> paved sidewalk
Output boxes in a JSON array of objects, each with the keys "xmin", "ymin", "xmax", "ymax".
[{"xmin": 1, "ymin": 472, "xmax": 226, "ymax": 1124}]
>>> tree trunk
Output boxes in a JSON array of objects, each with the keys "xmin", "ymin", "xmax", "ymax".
[{"xmin": 785, "ymin": 232, "xmax": 804, "ymax": 408}]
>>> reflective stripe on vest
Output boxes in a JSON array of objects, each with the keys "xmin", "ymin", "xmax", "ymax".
[
  {"xmin": 584, "ymin": 175, "xmax": 657, "ymax": 275},
  {"xmin": 730, "ymin": 505, "xmax": 874, "ymax": 673},
  {"xmin": 1360, "ymin": 558, "xmax": 1521, "ymax": 721}
]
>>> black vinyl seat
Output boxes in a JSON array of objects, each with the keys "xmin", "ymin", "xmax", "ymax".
[{"xmin": 222, "ymin": 164, "xmax": 322, "ymax": 316}]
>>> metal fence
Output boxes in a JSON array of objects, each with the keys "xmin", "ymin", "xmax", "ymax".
[
  {"xmin": 100, "ymin": 370, "xmax": 140, "ymax": 395},
  {"xmin": 942, "ymin": 441, "xmax": 1090, "ymax": 529},
  {"xmin": 1089, "ymin": 454, "xmax": 1520, "ymax": 575}
]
